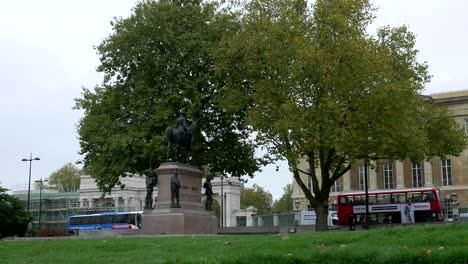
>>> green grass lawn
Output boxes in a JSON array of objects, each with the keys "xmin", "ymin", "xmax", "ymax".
[{"xmin": 1, "ymin": 224, "xmax": 468, "ymax": 264}]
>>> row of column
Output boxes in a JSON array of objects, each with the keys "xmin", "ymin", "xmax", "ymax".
[
  {"xmin": 342, "ymin": 160, "xmax": 433, "ymax": 191},
  {"xmin": 79, "ymin": 196, "xmax": 146, "ymax": 209}
]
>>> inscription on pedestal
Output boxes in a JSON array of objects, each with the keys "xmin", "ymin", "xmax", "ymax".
[{"xmin": 142, "ymin": 162, "xmax": 217, "ymax": 234}]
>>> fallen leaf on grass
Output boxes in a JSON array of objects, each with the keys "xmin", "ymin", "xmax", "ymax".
[
  {"xmin": 281, "ymin": 235, "xmax": 290, "ymax": 240},
  {"xmin": 399, "ymin": 246, "xmax": 408, "ymax": 250},
  {"xmin": 284, "ymin": 253, "xmax": 294, "ymax": 257},
  {"xmin": 438, "ymin": 246, "xmax": 445, "ymax": 250},
  {"xmin": 223, "ymin": 241, "xmax": 231, "ymax": 246},
  {"xmin": 316, "ymin": 243, "xmax": 326, "ymax": 248},
  {"xmin": 340, "ymin": 244, "xmax": 347, "ymax": 248},
  {"xmin": 422, "ymin": 248, "xmax": 431, "ymax": 255}
]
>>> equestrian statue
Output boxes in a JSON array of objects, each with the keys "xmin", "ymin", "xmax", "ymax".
[{"xmin": 166, "ymin": 108, "xmax": 197, "ymax": 162}]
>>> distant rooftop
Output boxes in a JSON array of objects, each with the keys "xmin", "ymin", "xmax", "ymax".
[{"xmin": 430, "ymin": 89, "xmax": 468, "ymax": 99}]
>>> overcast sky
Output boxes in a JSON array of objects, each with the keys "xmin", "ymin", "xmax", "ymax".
[{"xmin": 1, "ymin": 0, "xmax": 467, "ymax": 200}]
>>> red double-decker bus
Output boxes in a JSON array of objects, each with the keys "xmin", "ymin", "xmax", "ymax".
[{"xmin": 337, "ymin": 187, "xmax": 445, "ymax": 226}]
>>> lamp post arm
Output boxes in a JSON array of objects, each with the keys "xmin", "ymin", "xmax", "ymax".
[{"xmin": 22, "ymin": 154, "xmax": 40, "ymax": 213}]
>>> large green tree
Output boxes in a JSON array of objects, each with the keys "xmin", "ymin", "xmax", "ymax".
[
  {"xmin": 47, "ymin": 163, "xmax": 82, "ymax": 192},
  {"xmin": 272, "ymin": 184, "xmax": 293, "ymax": 213},
  {"xmin": 240, "ymin": 184, "xmax": 273, "ymax": 213},
  {"xmin": 0, "ymin": 185, "xmax": 31, "ymax": 238},
  {"xmin": 75, "ymin": 0, "xmax": 262, "ymax": 193},
  {"xmin": 218, "ymin": 0, "xmax": 466, "ymax": 231}
]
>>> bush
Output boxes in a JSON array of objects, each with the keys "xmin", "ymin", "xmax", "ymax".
[
  {"xmin": 38, "ymin": 228, "xmax": 70, "ymax": 237},
  {"xmin": 0, "ymin": 186, "xmax": 32, "ymax": 238}
]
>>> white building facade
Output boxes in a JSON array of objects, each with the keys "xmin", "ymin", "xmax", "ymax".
[{"xmin": 78, "ymin": 174, "xmax": 249, "ymax": 227}]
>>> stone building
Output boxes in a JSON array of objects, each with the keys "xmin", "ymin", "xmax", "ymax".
[
  {"xmin": 79, "ymin": 175, "xmax": 148, "ymax": 211},
  {"xmin": 292, "ymin": 90, "xmax": 468, "ymax": 220}
]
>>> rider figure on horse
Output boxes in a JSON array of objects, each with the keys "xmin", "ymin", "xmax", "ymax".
[
  {"xmin": 176, "ymin": 108, "xmax": 192, "ymax": 138},
  {"xmin": 166, "ymin": 108, "xmax": 197, "ymax": 161}
]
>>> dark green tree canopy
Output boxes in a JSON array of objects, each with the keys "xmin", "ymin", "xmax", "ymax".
[
  {"xmin": 75, "ymin": 0, "xmax": 262, "ymax": 193},
  {"xmin": 0, "ymin": 185, "xmax": 31, "ymax": 238},
  {"xmin": 272, "ymin": 184, "xmax": 293, "ymax": 213}
]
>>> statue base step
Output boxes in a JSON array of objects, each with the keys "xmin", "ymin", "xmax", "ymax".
[{"xmin": 142, "ymin": 208, "xmax": 217, "ymax": 235}]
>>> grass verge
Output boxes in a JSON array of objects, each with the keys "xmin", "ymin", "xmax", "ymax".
[{"xmin": 1, "ymin": 224, "xmax": 467, "ymax": 263}]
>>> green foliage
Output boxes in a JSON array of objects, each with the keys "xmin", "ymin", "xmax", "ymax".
[
  {"xmin": 75, "ymin": 0, "xmax": 262, "ymax": 193},
  {"xmin": 240, "ymin": 184, "xmax": 273, "ymax": 213},
  {"xmin": 272, "ymin": 184, "xmax": 293, "ymax": 212},
  {"xmin": 0, "ymin": 185, "xmax": 32, "ymax": 238},
  {"xmin": 47, "ymin": 162, "xmax": 82, "ymax": 192},
  {"xmin": 218, "ymin": 0, "xmax": 466, "ymax": 231},
  {"xmin": 425, "ymin": 107, "xmax": 467, "ymax": 158},
  {"xmin": 2, "ymin": 225, "xmax": 468, "ymax": 263}
]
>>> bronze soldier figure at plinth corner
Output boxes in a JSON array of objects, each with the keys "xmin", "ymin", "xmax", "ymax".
[{"xmin": 170, "ymin": 169, "xmax": 181, "ymax": 208}]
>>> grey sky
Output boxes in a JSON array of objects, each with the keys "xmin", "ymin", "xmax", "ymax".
[{"xmin": 1, "ymin": 0, "xmax": 467, "ymax": 200}]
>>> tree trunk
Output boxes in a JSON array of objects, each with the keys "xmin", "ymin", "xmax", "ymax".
[{"xmin": 315, "ymin": 201, "xmax": 329, "ymax": 231}]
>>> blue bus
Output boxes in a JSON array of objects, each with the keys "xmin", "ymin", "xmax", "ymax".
[{"xmin": 67, "ymin": 211, "xmax": 142, "ymax": 235}]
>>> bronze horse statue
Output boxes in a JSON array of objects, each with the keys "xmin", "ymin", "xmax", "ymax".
[{"xmin": 166, "ymin": 120, "xmax": 197, "ymax": 161}]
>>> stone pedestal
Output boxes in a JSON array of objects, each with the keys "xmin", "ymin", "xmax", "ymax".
[{"xmin": 142, "ymin": 162, "xmax": 217, "ymax": 234}]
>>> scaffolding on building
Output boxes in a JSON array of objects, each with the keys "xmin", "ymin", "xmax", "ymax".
[{"xmin": 14, "ymin": 191, "xmax": 137, "ymax": 230}]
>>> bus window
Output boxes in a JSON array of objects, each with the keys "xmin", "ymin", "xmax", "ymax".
[
  {"xmin": 343, "ymin": 196, "xmax": 356, "ymax": 205},
  {"xmin": 114, "ymin": 214, "xmax": 126, "ymax": 224},
  {"xmin": 415, "ymin": 211, "xmax": 436, "ymax": 222},
  {"xmin": 408, "ymin": 192, "xmax": 422, "ymax": 202},
  {"xmin": 422, "ymin": 191, "xmax": 435, "ymax": 202},
  {"xmin": 127, "ymin": 214, "xmax": 136, "ymax": 225},
  {"xmin": 340, "ymin": 196, "xmax": 348, "ymax": 205},
  {"xmin": 355, "ymin": 195, "xmax": 365, "ymax": 205},
  {"xmin": 392, "ymin": 193, "xmax": 405, "ymax": 204},
  {"xmin": 103, "ymin": 216, "xmax": 113, "ymax": 224},
  {"xmin": 378, "ymin": 194, "xmax": 391, "ymax": 204},
  {"xmin": 90, "ymin": 216, "xmax": 100, "ymax": 224},
  {"xmin": 80, "ymin": 217, "xmax": 87, "ymax": 225},
  {"xmin": 70, "ymin": 217, "xmax": 79, "ymax": 225},
  {"xmin": 368, "ymin": 195, "xmax": 376, "ymax": 205}
]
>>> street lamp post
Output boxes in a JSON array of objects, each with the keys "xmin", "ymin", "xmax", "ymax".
[
  {"xmin": 35, "ymin": 178, "xmax": 48, "ymax": 230},
  {"xmin": 220, "ymin": 176, "xmax": 224, "ymax": 228},
  {"xmin": 22, "ymin": 154, "xmax": 40, "ymax": 213},
  {"xmin": 363, "ymin": 160, "xmax": 370, "ymax": 229}
]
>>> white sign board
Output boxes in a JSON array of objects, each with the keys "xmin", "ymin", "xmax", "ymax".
[{"xmin": 300, "ymin": 211, "xmax": 316, "ymax": 225}]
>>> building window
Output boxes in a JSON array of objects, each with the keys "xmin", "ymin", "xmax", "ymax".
[
  {"xmin": 383, "ymin": 163, "xmax": 394, "ymax": 189},
  {"xmin": 465, "ymin": 119, "xmax": 468, "ymax": 134},
  {"xmin": 358, "ymin": 165, "xmax": 366, "ymax": 191},
  {"xmin": 411, "ymin": 161, "xmax": 423, "ymax": 187},
  {"xmin": 442, "ymin": 159, "xmax": 453, "ymax": 186},
  {"xmin": 331, "ymin": 179, "xmax": 341, "ymax": 192},
  {"xmin": 236, "ymin": 216, "xmax": 247, "ymax": 227},
  {"xmin": 307, "ymin": 169, "xmax": 313, "ymax": 190},
  {"xmin": 444, "ymin": 197, "xmax": 453, "ymax": 220}
]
